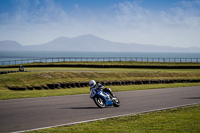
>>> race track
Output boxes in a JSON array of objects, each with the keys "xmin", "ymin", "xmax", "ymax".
[{"xmin": 0, "ymin": 86, "xmax": 200, "ymax": 132}]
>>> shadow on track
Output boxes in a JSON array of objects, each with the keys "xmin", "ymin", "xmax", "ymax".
[
  {"xmin": 60, "ymin": 107, "xmax": 99, "ymax": 110},
  {"xmin": 182, "ymin": 97, "xmax": 200, "ymax": 99}
]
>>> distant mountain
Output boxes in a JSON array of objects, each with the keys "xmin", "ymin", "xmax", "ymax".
[
  {"xmin": 0, "ymin": 40, "xmax": 23, "ymax": 51},
  {"xmin": 1, "ymin": 34, "xmax": 200, "ymax": 52}
]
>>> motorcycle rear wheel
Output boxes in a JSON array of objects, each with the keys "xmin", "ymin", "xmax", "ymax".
[{"xmin": 93, "ymin": 96, "xmax": 106, "ymax": 108}]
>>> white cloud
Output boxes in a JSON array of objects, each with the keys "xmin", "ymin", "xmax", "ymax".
[
  {"xmin": 0, "ymin": 0, "xmax": 70, "ymax": 44},
  {"xmin": 74, "ymin": 4, "xmax": 80, "ymax": 10},
  {"xmin": 180, "ymin": 0, "xmax": 200, "ymax": 8},
  {"xmin": 0, "ymin": 0, "xmax": 200, "ymax": 48},
  {"xmin": 0, "ymin": 0, "xmax": 68, "ymax": 24},
  {"xmin": 98, "ymin": 0, "xmax": 200, "ymax": 47}
]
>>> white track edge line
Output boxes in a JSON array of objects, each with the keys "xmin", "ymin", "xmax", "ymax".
[{"xmin": 13, "ymin": 102, "xmax": 200, "ymax": 133}]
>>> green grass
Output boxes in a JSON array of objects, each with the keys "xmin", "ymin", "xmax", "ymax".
[
  {"xmin": 1, "ymin": 83, "xmax": 200, "ymax": 100},
  {"xmin": 1, "ymin": 61, "xmax": 200, "ymax": 68},
  {"xmin": 1, "ymin": 68, "xmax": 200, "ymax": 89},
  {"xmin": 1, "ymin": 67, "xmax": 200, "ymax": 100},
  {"xmin": 1, "ymin": 67, "xmax": 200, "ymax": 73},
  {"xmin": 25, "ymin": 61, "xmax": 200, "ymax": 66},
  {"xmin": 27, "ymin": 104, "xmax": 200, "ymax": 133}
]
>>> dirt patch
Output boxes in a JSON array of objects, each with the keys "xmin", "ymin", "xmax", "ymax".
[{"xmin": 37, "ymin": 73, "xmax": 52, "ymax": 79}]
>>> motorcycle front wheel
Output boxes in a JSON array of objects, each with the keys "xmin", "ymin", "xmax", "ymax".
[
  {"xmin": 93, "ymin": 96, "xmax": 105, "ymax": 108},
  {"xmin": 112, "ymin": 96, "xmax": 120, "ymax": 107}
]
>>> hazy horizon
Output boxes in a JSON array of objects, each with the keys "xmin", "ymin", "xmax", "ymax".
[
  {"xmin": 0, "ymin": 0, "xmax": 200, "ymax": 48},
  {"xmin": 1, "ymin": 34, "xmax": 200, "ymax": 49}
]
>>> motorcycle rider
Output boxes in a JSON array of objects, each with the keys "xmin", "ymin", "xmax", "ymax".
[
  {"xmin": 89, "ymin": 80, "xmax": 114, "ymax": 97},
  {"xmin": 19, "ymin": 65, "xmax": 25, "ymax": 72}
]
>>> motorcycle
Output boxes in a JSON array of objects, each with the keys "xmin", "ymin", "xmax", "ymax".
[
  {"xmin": 19, "ymin": 65, "xmax": 26, "ymax": 72},
  {"xmin": 90, "ymin": 85, "xmax": 120, "ymax": 108}
]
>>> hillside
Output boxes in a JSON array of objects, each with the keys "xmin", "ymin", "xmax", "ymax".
[
  {"xmin": 1, "ymin": 34, "xmax": 200, "ymax": 52},
  {"xmin": 0, "ymin": 40, "xmax": 23, "ymax": 50}
]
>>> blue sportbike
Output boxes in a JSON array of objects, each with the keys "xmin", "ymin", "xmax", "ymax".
[{"xmin": 90, "ymin": 85, "xmax": 120, "ymax": 108}]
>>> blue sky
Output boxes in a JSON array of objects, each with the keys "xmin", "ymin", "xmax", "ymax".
[{"xmin": 0, "ymin": 0, "xmax": 200, "ymax": 48}]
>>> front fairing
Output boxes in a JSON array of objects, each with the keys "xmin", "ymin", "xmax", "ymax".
[
  {"xmin": 90, "ymin": 88, "xmax": 96, "ymax": 98},
  {"xmin": 96, "ymin": 90, "xmax": 113, "ymax": 106}
]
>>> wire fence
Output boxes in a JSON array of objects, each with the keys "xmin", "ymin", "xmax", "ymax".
[{"xmin": 0, "ymin": 57, "xmax": 200, "ymax": 66}]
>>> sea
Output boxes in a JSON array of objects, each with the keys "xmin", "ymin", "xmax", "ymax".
[{"xmin": 0, "ymin": 51, "xmax": 200, "ymax": 65}]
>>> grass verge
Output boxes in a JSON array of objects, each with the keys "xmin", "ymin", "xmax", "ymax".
[
  {"xmin": 2, "ymin": 61, "xmax": 200, "ymax": 66},
  {"xmin": 26, "ymin": 104, "xmax": 200, "ymax": 133},
  {"xmin": 1, "ymin": 69, "xmax": 200, "ymax": 89},
  {"xmin": 1, "ymin": 67, "xmax": 200, "ymax": 100},
  {"xmin": 1, "ymin": 67, "xmax": 200, "ymax": 72},
  {"xmin": 1, "ymin": 83, "xmax": 200, "ymax": 100}
]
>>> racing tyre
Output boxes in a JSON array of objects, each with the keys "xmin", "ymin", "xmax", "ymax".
[
  {"xmin": 93, "ymin": 96, "xmax": 105, "ymax": 108},
  {"xmin": 112, "ymin": 96, "xmax": 120, "ymax": 107}
]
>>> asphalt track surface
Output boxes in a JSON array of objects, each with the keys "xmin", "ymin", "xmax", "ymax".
[{"xmin": 0, "ymin": 86, "xmax": 200, "ymax": 133}]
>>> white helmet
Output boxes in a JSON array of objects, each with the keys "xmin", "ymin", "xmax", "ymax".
[{"xmin": 89, "ymin": 80, "xmax": 96, "ymax": 87}]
